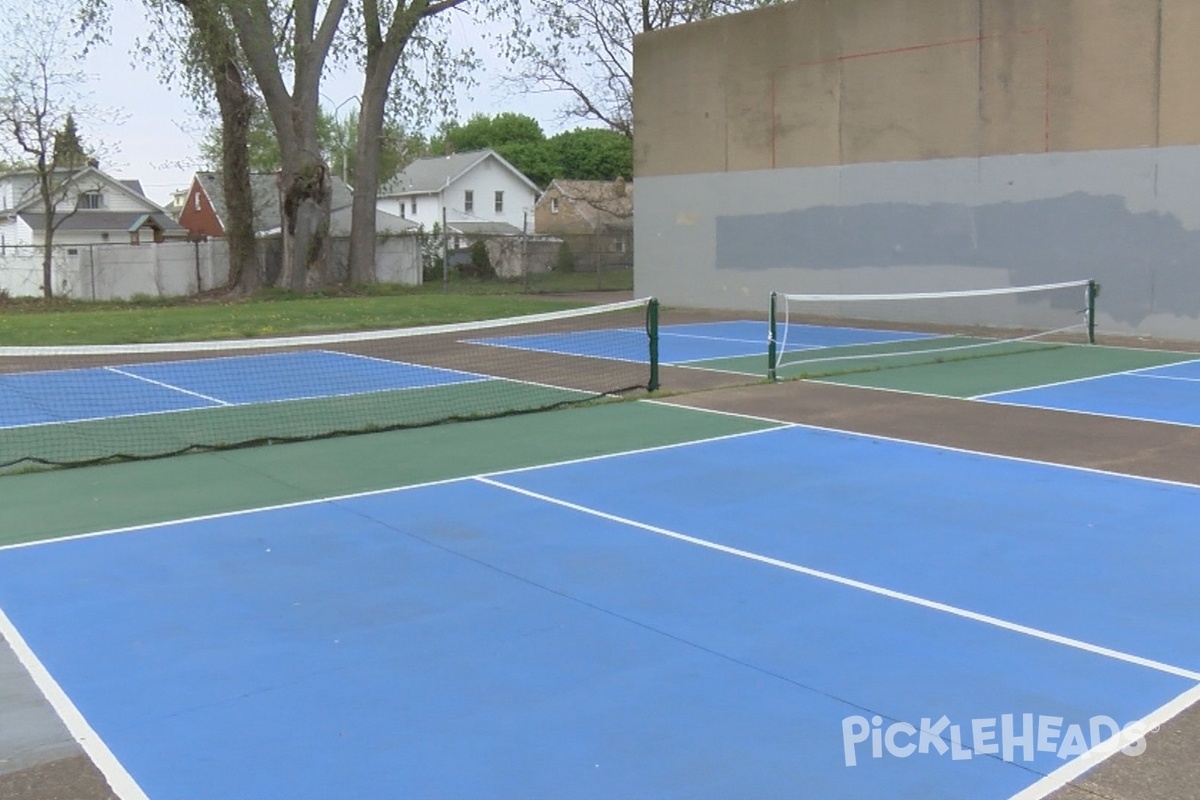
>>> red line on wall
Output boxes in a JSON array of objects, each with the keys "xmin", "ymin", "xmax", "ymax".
[{"xmin": 768, "ymin": 28, "xmax": 1051, "ymax": 168}]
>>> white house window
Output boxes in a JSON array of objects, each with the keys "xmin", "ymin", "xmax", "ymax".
[
  {"xmin": 614, "ymin": 237, "xmax": 626, "ymax": 253},
  {"xmin": 494, "ymin": 191, "xmax": 504, "ymax": 213},
  {"xmin": 464, "ymin": 190, "xmax": 473, "ymax": 214},
  {"xmin": 550, "ymin": 198, "xmax": 559, "ymax": 214},
  {"xmin": 399, "ymin": 202, "xmax": 405, "ymax": 219},
  {"xmin": 78, "ymin": 191, "xmax": 102, "ymax": 210},
  {"xmin": 194, "ymin": 192, "xmax": 201, "ymax": 211}
]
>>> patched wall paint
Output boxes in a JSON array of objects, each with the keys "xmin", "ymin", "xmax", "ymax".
[
  {"xmin": 633, "ymin": 0, "xmax": 1200, "ymax": 340},
  {"xmin": 636, "ymin": 145, "xmax": 1200, "ymax": 338}
]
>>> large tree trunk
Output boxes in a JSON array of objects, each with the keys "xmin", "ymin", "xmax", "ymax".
[
  {"xmin": 347, "ymin": 69, "xmax": 391, "ymax": 286},
  {"xmin": 229, "ymin": 0, "xmax": 345, "ymax": 292},
  {"xmin": 213, "ymin": 55, "xmax": 259, "ymax": 294},
  {"xmin": 279, "ymin": 156, "xmax": 332, "ymax": 291},
  {"xmin": 175, "ymin": 0, "xmax": 259, "ymax": 294},
  {"xmin": 39, "ymin": 172, "xmax": 55, "ymax": 299},
  {"xmin": 348, "ymin": 2, "xmax": 440, "ymax": 285}
]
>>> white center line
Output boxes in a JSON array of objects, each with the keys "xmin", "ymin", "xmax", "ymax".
[
  {"xmin": 104, "ymin": 366, "xmax": 230, "ymax": 405},
  {"xmin": 477, "ymin": 475, "xmax": 1200, "ymax": 682}
]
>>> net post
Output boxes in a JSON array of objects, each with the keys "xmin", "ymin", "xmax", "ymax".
[
  {"xmin": 1086, "ymin": 280, "xmax": 1098, "ymax": 344},
  {"xmin": 647, "ymin": 297, "xmax": 660, "ymax": 392},
  {"xmin": 767, "ymin": 291, "xmax": 778, "ymax": 382}
]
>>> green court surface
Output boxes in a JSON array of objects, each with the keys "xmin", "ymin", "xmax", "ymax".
[
  {"xmin": 0, "ymin": 400, "xmax": 777, "ymax": 546},
  {"xmin": 693, "ymin": 340, "xmax": 1197, "ymax": 398},
  {"xmin": 809, "ymin": 342, "xmax": 1196, "ymax": 397},
  {"xmin": 0, "ymin": 380, "xmax": 590, "ymax": 472}
]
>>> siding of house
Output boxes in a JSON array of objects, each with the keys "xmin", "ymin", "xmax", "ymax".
[
  {"xmin": 379, "ymin": 154, "xmax": 540, "ymax": 233},
  {"xmin": 0, "ymin": 175, "xmax": 35, "ymax": 211},
  {"xmin": 444, "ymin": 159, "xmax": 538, "ymax": 232},
  {"xmin": 177, "ymin": 179, "xmax": 225, "ymax": 238},
  {"xmin": 0, "ymin": 217, "xmax": 34, "ymax": 247},
  {"xmin": 534, "ymin": 186, "xmax": 594, "ymax": 236},
  {"xmin": 387, "ymin": 191, "xmax": 439, "ymax": 230},
  {"xmin": 46, "ymin": 180, "xmax": 144, "ymax": 215}
]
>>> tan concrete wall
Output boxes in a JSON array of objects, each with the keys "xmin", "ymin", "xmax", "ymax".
[{"xmin": 634, "ymin": 0, "xmax": 1200, "ymax": 176}]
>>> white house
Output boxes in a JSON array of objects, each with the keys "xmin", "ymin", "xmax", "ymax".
[
  {"xmin": 377, "ymin": 149, "xmax": 541, "ymax": 240},
  {"xmin": 0, "ymin": 165, "xmax": 185, "ymax": 249}
]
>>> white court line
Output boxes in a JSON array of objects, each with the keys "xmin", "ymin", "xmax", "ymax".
[
  {"xmin": 0, "ymin": 376, "xmax": 499, "ymax": 434},
  {"xmin": 105, "ymin": 366, "xmax": 231, "ymax": 406},
  {"xmin": 646, "ymin": 399, "xmax": 1200, "ymax": 489},
  {"xmin": 0, "ymin": 607, "xmax": 149, "ymax": 800},
  {"xmin": 463, "ymin": 339, "xmax": 651, "ymax": 366},
  {"xmin": 475, "ymin": 475, "xmax": 1200, "ymax": 682},
  {"xmin": 972, "ymin": 355, "xmax": 1200, "ymax": 400},
  {"xmin": 1129, "ymin": 372, "xmax": 1200, "ymax": 384},
  {"xmin": 979, "ymin": 398, "xmax": 1200, "ymax": 430},
  {"xmin": 0, "ymin": 421, "xmax": 789, "ymax": 552},
  {"xmin": 324, "ymin": 349, "xmax": 591, "ymax": 398},
  {"xmin": 659, "ymin": 330, "xmax": 765, "ymax": 345},
  {"xmin": 1009, "ymin": 681, "xmax": 1200, "ymax": 800}
]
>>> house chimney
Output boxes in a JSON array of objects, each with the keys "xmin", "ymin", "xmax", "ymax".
[{"xmin": 87, "ymin": 158, "xmax": 99, "ymax": 169}]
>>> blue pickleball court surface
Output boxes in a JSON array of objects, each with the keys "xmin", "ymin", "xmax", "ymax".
[
  {"xmin": 980, "ymin": 358, "xmax": 1200, "ymax": 426},
  {"xmin": 469, "ymin": 320, "xmax": 935, "ymax": 367},
  {"xmin": 1, "ymin": 424, "xmax": 1197, "ymax": 799},
  {"xmin": 0, "ymin": 350, "xmax": 486, "ymax": 428}
]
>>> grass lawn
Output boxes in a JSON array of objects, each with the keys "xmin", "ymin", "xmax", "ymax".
[{"xmin": 0, "ymin": 276, "xmax": 632, "ymax": 346}]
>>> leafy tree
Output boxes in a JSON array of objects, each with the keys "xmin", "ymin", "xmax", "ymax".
[
  {"xmin": 226, "ymin": 0, "xmax": 349, "ymax": 291},
  {"xmin": 432, "ymin": 112, "xmax": 545, "ymax": 155},
  {"xmin": 343, "ymin": 0, "xmax": 478, "ymax": 285},
  {"xmin": 503, "ymin": 0, "xmax": 782, "ymax": 136},
  {"xmin": 199, "ymin": 103, "xmax": 338, "ymax": 175},
  {"xmin": 429, "ymin": 112, "xmax": 557, "ymax": 186},
  {"xmin": 0, "ymin": 0, "xmax": 113, "ymax": 298},
  {"xmin": 494, "ymin": 140, "xmax": 556, "ymax": 188},
  {"xmin": 549, "ymin": 127, "xmax": 631, "ymax": 180},
  {"xmin": 130, "ymin": 0, "xmax": 261, "ymax": 294}
]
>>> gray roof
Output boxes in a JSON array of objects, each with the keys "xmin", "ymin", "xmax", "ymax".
[
  {"xmin": 1, "ymin": 166, "xmax": 169, "ymax": 215},
  {"xmin": 196, "ymin": 172, "xmax": 354, "ymax": 234},
  {"xmin": 448, "ymin": 220, "xmax": 523, "ymax": 236},
  {"xmin": 328, "ymin": 204, "xmax": 418, "ymax": 237},
  {"xmin": 381, "ymin": 150, "xmax": 539, "ymax": 196},
  {"xmin": 18, "ymin": 210, "xmax": 185, "ymax": 233}
]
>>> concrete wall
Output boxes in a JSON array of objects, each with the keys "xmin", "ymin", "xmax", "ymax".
[
  {"xmin": 0, "ymin": 237, "xmax": 423, "ymax": 299},
  {"xmin": 0, "ymin": 241, "xmax": 230, "ymax": 300},
  {"xmin": 633, "ymin": 0, "xmax": 1200, "ymax": 339}
]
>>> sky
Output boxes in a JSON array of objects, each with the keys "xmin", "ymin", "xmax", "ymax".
[{"xmin": 80, "ymin": 1, "xmax": 566, "ymax": 206}]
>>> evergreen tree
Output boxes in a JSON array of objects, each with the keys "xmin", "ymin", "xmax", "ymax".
[{"xmin": 52, "ymin": 114, "xmax": 88, "ymax": 169}]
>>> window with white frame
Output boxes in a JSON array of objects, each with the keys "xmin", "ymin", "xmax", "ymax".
[
  {"xmin": 464, "ymin": 190, "xmax": 474, "ymax": 214},
  {"xmin": 78, "ymin": 191, "xmax": 102, "ymax": 210},
  {"xmin": 550, "ymin": 197, "xmax": 559, "ymax": 214},
  {"xmin": 494, "ymin": 191, "xmax": 504, "ymax": 213},
  {"xmin": 410, "ymin": 197, "xmax": 417, "ymax": 215}
]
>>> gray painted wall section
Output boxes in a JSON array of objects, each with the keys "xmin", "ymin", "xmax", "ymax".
[{"xmin": 635, "ymin": 145, "xmax": 1200, "ymax": 340}]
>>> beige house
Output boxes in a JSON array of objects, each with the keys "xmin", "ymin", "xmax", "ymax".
[{"xmin": 534, "ymin": 179, "xmax": 633, "ymax": 270}]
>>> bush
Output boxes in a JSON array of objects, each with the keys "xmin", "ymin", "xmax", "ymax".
[
  {"xmin": 555, "ymin": 241, "xmax": 575, "ymax": 273},
  {"xmin": 422, "ymin": 257, "xmax": 444, "ymax": 284},
  {"xmin": 460, "ymin": 240, "xmax": 496, "ymax": 279}
]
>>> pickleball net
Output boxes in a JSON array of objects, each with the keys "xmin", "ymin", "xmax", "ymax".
[
  {"xmin": 768, "ymin": 280, "xmax": 1098, "ymax": 380},
  {"xmin": 0, "ymin": 297, "xmax": 660, "ymax": 473}
]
